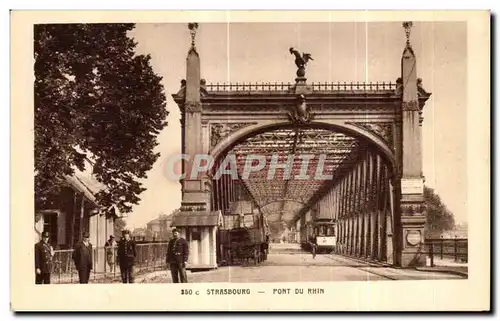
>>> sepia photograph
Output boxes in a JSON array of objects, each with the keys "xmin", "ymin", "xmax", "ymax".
[{"xmin": 11, "ymin": 10, "xmax": 490, "ymax": 311}]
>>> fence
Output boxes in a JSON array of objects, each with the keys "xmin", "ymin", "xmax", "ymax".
[
  {"xmin": 203, "ymin": 81, "xmax": 397, "ymax": 93},
  {"xmin": 205, "ymin": 82, "xmax": 293, "ymax": 92},
  {"xmin": 50, "ymin": 242, "xmax": 168, "ymax": 284},
  {"xmin": 311, "ymin": 81, "xmax": 397, "ymax": 92},
  {"xmin": 425, "ymin": 238, "xmax": 468, "ymax": 267}
]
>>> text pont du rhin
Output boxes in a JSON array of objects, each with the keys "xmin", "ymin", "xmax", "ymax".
[{"xmin": 273, "ymin": 288, "xmax": 325, "ymax": 295}]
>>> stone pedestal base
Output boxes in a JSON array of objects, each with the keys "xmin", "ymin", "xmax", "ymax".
[
  {"xmin": 399, "ymin": 215, "xmax": 426, "ymax": 267},
  {"xmin": 293, "ymin": 79, "xmax": 312, "ymax": 94},
  {"xmin": 401, "ymin": 247, "xmax": 427, "ymax": 267},
  {"xmin": 180, "ymin": 178, "xmax": 212, "ymax": 211}
]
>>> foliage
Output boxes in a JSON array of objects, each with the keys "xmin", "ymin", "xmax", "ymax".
[
  {"xmin": 113, "ymin": 217, "xmax": 127, "ymax": 238},
  {"xmin": 424, "ymin": 186, "xmax": 456, "ymax": 237},
  {"xmin": 34, "ymin": 24, "xmax": 168, "ymax": 216}
]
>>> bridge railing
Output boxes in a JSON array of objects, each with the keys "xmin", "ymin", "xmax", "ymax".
[
  {"xmin": 204, "ymin": 81, "xmax": 397, "ymax": 92},
  {"xmin": 311, "ymin": 81, "xmax": 397, "ymax": 91},
  {"xmin": 49, "ymin": 242, "xmax": 168, "ymax": 284},
  {"xmin": 205, "ymin": 82, "xmax": 293, "ymax": 92},
  {"xmin": 425, "ymin": 238, "xmax": 468, "ymax": 266}
]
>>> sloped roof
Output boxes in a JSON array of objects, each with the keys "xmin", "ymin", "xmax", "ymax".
[
  {"xmin": 147, "ymin": 213, "xmax": 175, "ymax": 226},
  {"xmin": 147, "ymin": 218, "xmax": 160, "ymax": 225},
  {"xmin": 64, "ymin": 174, "xmax": 98, "ymax": 204},
  {"xmin": 63, "ymin": 158, "xmax": 105, "ymax": 204},
  {"xmin": 73, "ymin": 169, "xmax": 107, "ymax": 194},
  {"xmin": 63, "ymin": 161, "xmax": 123, "ymax": 218},
  {"xmin": 171, "ymin": 211, "xmax": 223, "ymax": 227}
]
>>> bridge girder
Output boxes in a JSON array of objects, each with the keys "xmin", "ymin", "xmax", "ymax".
[{"xmin": 219, "ymin": 127, "xmax": 369, "ymax": 223}]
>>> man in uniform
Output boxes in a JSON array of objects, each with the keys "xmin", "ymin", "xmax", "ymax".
[
  {"xmin": 34, "ymin": 231, "xmax": 54, "ymax": 284},
  {"xmin": 117, "ymin": 229, "xmax": 136, "ymax": 283},
  {"xmin": 166, "ymin": 228, "xmax": 189, "ymax": 283},
  {"xmin": 72, "ymin": 232, "xmax": 93, "ymax": 284}
]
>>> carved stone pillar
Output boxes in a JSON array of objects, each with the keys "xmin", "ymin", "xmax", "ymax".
[
  {"xmin": 397, "ymin": 22, "xmax": 426, "ymax": 267},
  {"xmin": 179, "ymin": 34, "xmax": 211, "ymax": 213}
]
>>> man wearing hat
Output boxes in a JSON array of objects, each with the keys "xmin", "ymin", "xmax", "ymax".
[
  {"xmin": 72, "ymin": 232, "xmax": 93, "ymax": 284},
  {"xmin": 117, "ymin": 229, "xmax": 137, "ymax": 283},
  {"xmin": 34, "ymin": 231, "xmax": 54, "ymax": 284},
  {"xmin": 166, "ymin": 228, "xmax": 189, "ymax": 283}
]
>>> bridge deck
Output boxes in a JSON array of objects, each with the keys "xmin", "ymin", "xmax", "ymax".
[{"xmin": 140, "ymin": 243, "xmax": 464, "ymax": 283}]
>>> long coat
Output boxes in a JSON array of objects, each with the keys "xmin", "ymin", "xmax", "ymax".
[
  {"xmin": 34, "ymin": 241, "xmax": 53, "ymax": 273},
  {"xmin": 117, "ymin": 239, "xmax": 137, "ymax": 268},
  {"xmin": 72, "ymin": 242, "xmax": 93, "ymax": 271},
  {"xmin": 166, "ymin": 237, "xmax": 189, "ymax": 264}
]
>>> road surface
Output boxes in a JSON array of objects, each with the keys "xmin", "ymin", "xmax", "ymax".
[{"xmin": 143, "ymin": 243, "xmax": 465, "ymax": 283}]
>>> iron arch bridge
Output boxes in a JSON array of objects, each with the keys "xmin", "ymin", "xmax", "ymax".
[{"xmin": 171, "ymin": 22, "xmax": 431, "ymax": 269}]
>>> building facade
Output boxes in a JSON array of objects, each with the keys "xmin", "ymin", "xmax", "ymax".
[
  {"xmin": 146, "ymin": 212, "xmax": 176, "ymax": 241},
  {"xmin": 34, "ymin": 159, "xmax": 121, "ymax": 272}
]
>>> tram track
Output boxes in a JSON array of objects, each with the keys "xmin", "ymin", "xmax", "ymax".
[
  {"xmin": 268, "ymin": 247, "xmax": 397, "ymax": 280},
  {"xmin": 323, "ymin": 254, "xmax": 397, "ymax": 280}
]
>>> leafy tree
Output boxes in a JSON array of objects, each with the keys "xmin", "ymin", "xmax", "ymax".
[
  {"xmin": 34, "ymin": 24, "xmax": 168, "ymax": 216},
  {"xmin": 113, "ymin": 217, "xmax": 127, "ymax": 238},
  {"xmin": 424, "ymin": 186, "xmax": 456, "ymax": 238}
]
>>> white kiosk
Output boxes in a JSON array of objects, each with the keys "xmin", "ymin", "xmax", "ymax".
[{"xmin": 170, "ymin": 210, "xmax": 223, "ymax": 270}]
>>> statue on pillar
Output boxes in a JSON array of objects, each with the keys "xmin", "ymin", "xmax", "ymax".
[
  {"xmin": 402, "ymin": 21, "xmax": 413, "ymax": 46},
  {"xmin": 401, "ymin": 21, "xmax": 415, "ymax": 56},
  {"xmin": 289, "ymin": 47, "xmax": 313, "ymax": 78},
  {"xmin": 188, "ymin": 22, "xmax": 199, "ymax": 48}
]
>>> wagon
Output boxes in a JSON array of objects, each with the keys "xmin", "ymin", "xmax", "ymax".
[{"xmin": 220, "ymin": 227, "xmax": 265, "ymax": 265}]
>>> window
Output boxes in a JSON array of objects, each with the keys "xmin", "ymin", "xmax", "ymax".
[
  {"xmin": 43, "ymin": 212, "xmax": 58, "ymax": 245},
  {"xmin": 190, "ymin": 228, "xmax": 201, "ymax": 241},
  {"xmin": 316, "ymin": 225, "xmax": 327, "ymax": 236}
]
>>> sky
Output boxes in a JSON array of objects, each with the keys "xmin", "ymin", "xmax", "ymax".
[{"xmin": 124, "ymin": 21, "xmax": 467, "ymax": 228}]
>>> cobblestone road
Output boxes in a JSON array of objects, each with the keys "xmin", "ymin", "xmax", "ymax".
[{"xmin": 144, "ymin": 244, "xmax": 465, "ymax": 283}]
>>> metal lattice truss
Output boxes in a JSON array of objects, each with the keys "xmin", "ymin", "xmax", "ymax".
[{"xmin": 227, "ymin": 128, "xmax": 364, "ymax": 223}]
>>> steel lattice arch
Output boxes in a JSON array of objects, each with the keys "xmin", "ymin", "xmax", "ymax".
[{"xmin": 172, "ymin": 22, "xmax": 431, "ymax": 269}]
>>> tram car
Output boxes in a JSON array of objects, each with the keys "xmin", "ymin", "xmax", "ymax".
[
  {"xmin": 218, "ymin": 201, "xmax": 270, "ymax": 265},
  {"xmin": 300, "ymin": 219, "xmax": 337, "ymax": 254}
]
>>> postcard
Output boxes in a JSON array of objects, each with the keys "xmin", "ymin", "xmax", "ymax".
[{"xmin": 11, "ymin": 10, "xmax": 490, "ymax": 311}]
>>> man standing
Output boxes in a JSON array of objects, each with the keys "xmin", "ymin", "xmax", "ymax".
[
  {"xmin": 117, "ymin": 230, "xmax": 136, "ymax": 283},
  {"xmin": 104, "ymin": 235, "xmax": 117, "ymax": 273},
  {"xmin": 72, "ymin": 232, "xmax": 93, "ymax": 284},
  {"xmin": 34, "ymin": 231, "xmax": 54, "ymax": 284},
  {"xmin": 310, "ymin": 234, "xmax": 317, "ymax": 259},
  {"xmin": 166, "ymin": 228, "xmax": 189, "ymax": 283}
]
